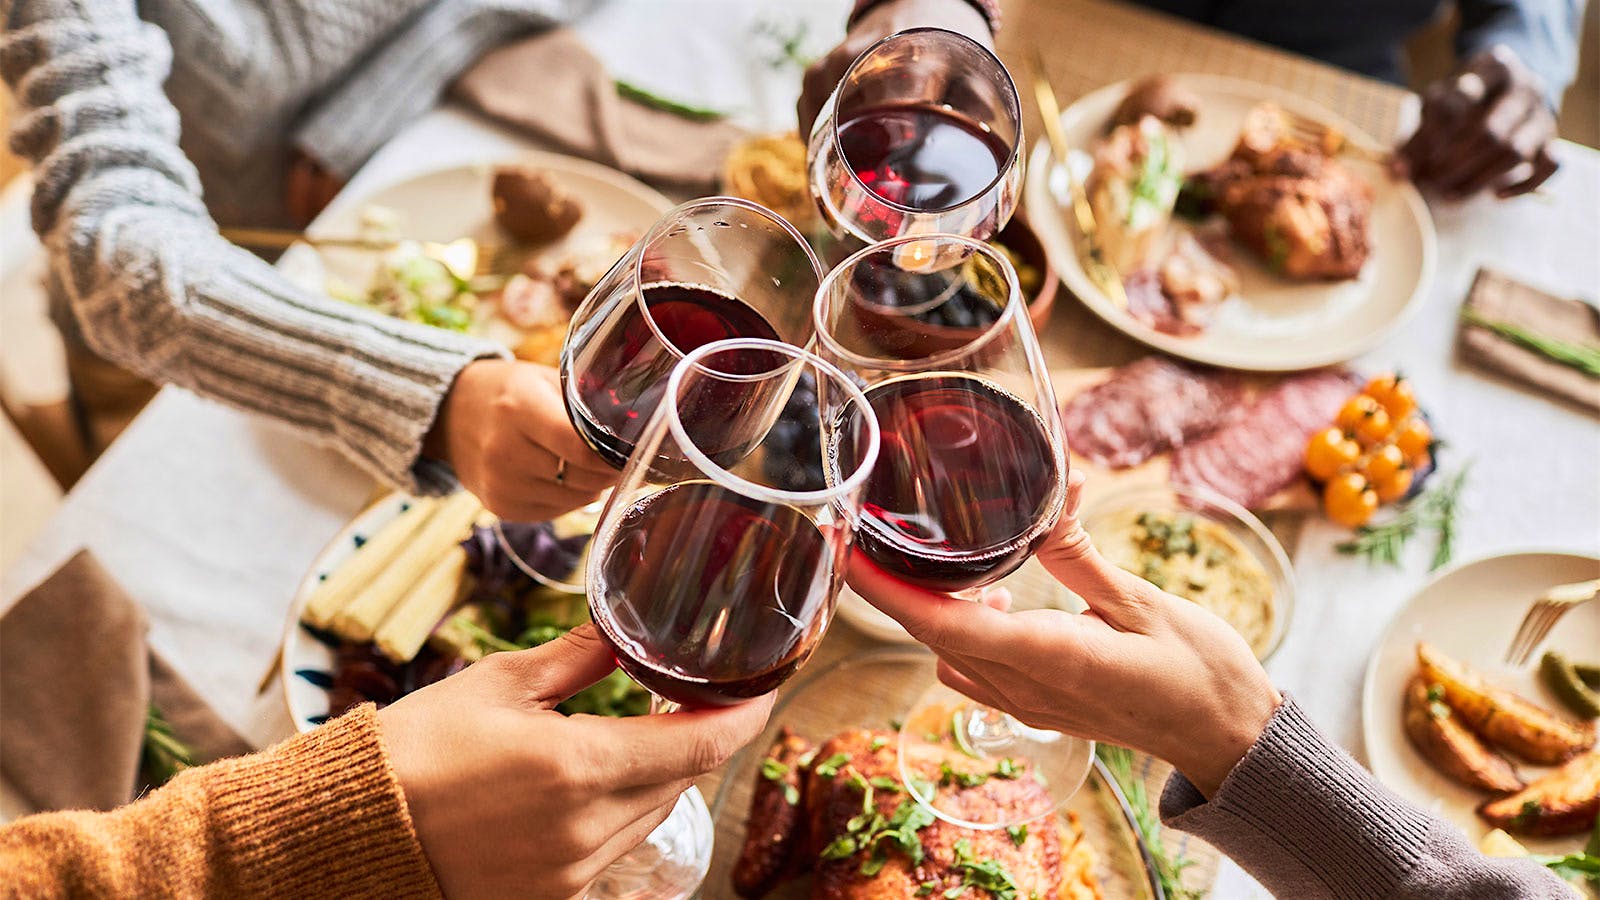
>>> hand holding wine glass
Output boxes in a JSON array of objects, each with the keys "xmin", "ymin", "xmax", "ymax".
[{"xmin": 850, "ymin": 469, "xmax": 1285, "ymax": 798}]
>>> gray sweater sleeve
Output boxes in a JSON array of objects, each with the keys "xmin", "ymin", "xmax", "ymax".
[
  {"xmin": 1, "ymin": 0, "xmax": 509, "ymax": 494},
  {"xmin": 1160, "ymin": 696, "xmax": 1574, "ymax": 899}
]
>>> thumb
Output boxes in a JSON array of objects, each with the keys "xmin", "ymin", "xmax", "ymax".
[
  {"xmin": 1035, "ymin": 470, "xmax": 1161, "ymax": 632},
  {"xmin": 489, "ymin": 623, "xmax": 620, "ymax": 707}
]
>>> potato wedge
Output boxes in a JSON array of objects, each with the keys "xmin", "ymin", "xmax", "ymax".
[
  {"xmin": 1417, "ymin": 642, "xmax": 1597, "ymax": 765},
  {"xmin": 1478, "ymin": 751, "xmax": 1600, "ymax": 837},
  {"xmin": 1403, "ymin": 676, "xmax": 1524, "ymax": 793}
]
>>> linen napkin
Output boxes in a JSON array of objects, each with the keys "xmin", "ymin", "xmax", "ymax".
[
  {"xmin": 1459, "ymin": 268, "xmax": 1600, "ymax": 416},
  {"xmin": 452, "ymin": 28, "xmax": 746, "ymax": 191},
  {"xmin": 0, "ymin": 551, "xmax": 251, "ymax": 813}
]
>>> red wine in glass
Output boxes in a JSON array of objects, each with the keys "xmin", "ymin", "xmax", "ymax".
[
  {"xmin": 564, "ymin": 283, "xmax": 784, "ymax": 469},
  {"xmin": 590, "ymin": 481, "xmax": 830, "ymax": 707},
  {"xmin": 837, "ymin": 103, "xmax": 1011, "ymax": 212},
  {"xmin": 832, "ymin": 373, "xmax": 1061, "ymax": 592}
]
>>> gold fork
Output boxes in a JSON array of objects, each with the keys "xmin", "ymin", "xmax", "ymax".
[
  {"xmin": 1504, "ymin": 578, "xmax": 1599, "ymax": 665},
  {"xmin": 1279, "ymin": 110, "xmax": 1391, "ymax": 165},
  {"xmin": 220, "ymin": 227, "xmax": 528, "ymax": 280}
]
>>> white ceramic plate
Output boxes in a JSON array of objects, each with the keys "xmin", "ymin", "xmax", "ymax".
[
  {"xmin": 1023, "ymin": 74, "xmax": 1436, "ymax": 372},
  {"xmin": 279, "ymin": 492, "xmax": 417, "ymax": 732},
  {"xmin": 278, "ymin": 150, "xmax": 673, "ymax": 351},
  {"xmin": 1361, "ymin": 550, "xmax": 1600, "ymax": 853}
]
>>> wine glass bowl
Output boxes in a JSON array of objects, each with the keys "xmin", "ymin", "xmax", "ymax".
[
  {"xmin": 807, "ymin": 27, "xmax": 1023, "ymax": 249},
  {"xmin": 587, "ymin": 339, "xmax": 880, "ymax": 708},
  {"xmin": 562, "ymin": 197, "xmax": 822, "ymax": 469},
  {"xmin": 817, "ymin": 234, "xmax": 1066, "ymax": 595}
]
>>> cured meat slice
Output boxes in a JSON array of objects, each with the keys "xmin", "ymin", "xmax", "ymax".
[
  {"xmin": 1062, "ymin": 357, "xmax": 1242, "ymax": 468},
  {"xmin": 1171, "ymin": 369, "xmax": 1358, "ymax": 507}
]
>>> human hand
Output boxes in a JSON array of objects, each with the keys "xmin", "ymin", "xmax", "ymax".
[
  {"xmin": 425, "ymin": 359, "xmax": 616, "ymax": 522},
  {"xmin": 1396, "ymin": 46, "xmax": 1559, "ymax": 200},
  {"xmin": 797, "ymin": 0, "xmax": 992, "ymax": 138},
  {"xmin": 848, "ymin": 470, "xmax": 1281, "ymax": 797},
  {"xmin": 379, "ymin": 625, "xmax": 775, "ymax": 898}
]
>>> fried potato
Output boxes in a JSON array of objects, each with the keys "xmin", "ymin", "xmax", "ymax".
[
  {"xmin": 1416, "ymin": 643, "xmax": 1598, "ymax": 765},
  {"xmin": 1478, "ymin": 751, "xmax": 1600, "ymax": 836},
  {"xmin": 1403, "ymin": 676, "xmax": 1524, "ymax": 793}
]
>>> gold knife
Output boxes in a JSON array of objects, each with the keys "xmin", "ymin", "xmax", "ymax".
[{"xmin": 1025, "ymin": 48, "xmax": 1127, "ymax": 310}]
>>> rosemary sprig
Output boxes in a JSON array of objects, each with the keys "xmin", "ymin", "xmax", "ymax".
[
  {"xmin": 1096, "ymin": 745, "xmax": 1203, "ymax": 899},
  {"xmin": 614, "ymin": 80, "xmax": 727, "ymax": 121},
  {"xmin": 1337, "ymin": 464, "xmax": 1472, "ymax": 571},
  {"xmin": 141, "ymin": 704, "xmax": 196, "ymax": 788},
  {"xmin": 752, "ymin": 19, "xmax": 818, "ymax": 71},
  {"xmin": 1461, "ymin": 309, "xmax": 1600, "ymax": 378}
]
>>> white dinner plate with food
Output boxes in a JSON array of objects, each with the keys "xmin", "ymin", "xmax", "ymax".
[
  {"xmin": 1024, "ymin": 74, "xmax": 1436, "ymax": 372},
  {"xmin": 278, "ymin": 149, "xmax": 672, "ymax": 365},
  {"xmin": 1361, "ymin": 551, "xmax": 1600, "ymax": 856}
]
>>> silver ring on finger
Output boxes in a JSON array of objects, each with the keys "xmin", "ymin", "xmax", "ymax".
[{"xmin": 554, "ymin": 457, "xmax": 567, "ymax": 485}]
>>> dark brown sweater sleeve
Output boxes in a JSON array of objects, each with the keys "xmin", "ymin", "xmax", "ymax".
[
  {"xmin": 1159, "ymin": 696, "xmax": 1573, "ymax": 899},
  {"xmin": 0, "ymin": 704, "xmax": 441, "ymax": 898}
]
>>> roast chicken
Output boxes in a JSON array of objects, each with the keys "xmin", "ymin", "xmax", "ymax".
[{"xmin": 733, "ymin": 727, "xmax": 1103, "ymax": 899}]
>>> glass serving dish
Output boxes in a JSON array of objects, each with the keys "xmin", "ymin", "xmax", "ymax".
[
  {"xmin": 705, "ymin": 647, "xmax": 1165, "ymax": 898},
  {"xmin": 1081, "ymin": 482, "xmax": 1296, "ymax": 663}
]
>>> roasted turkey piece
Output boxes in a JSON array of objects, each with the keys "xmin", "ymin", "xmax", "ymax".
[
  {"xmin": 734, "ymin": 727, "xmax": 1101, "ymax": 899},
  {"xmin": 1192, "ymin": 103, "xmax": 1373, "ymax": 281}
]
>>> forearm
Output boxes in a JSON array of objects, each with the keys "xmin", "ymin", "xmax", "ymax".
[
  {"xmin": 1160, "ymin": 696, "xmax": 1570, "ymax": 898},
  {"xmin": 1457, "ymin": 0, "xmax": 1583, "ymax": 106},
  {"xmin": 2, "ymin": 0, "xmax": 505, "ymax": 493},
  {"xmin": 0, "ymin": 706, "xmax": 440, "ymax": 898}
]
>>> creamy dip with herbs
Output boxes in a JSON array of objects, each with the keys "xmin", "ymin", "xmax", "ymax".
[{"xmin": 1094, "ymin": 510, "xmax": 1276, "ymax": 657}]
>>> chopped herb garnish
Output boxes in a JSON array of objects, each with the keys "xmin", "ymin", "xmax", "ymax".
[
  {"xmin": 916, "ymin": 882, "xmax": 938, "ymax": 897},
  {"xmin": 994, "ymin": 758, "xmax": 1022, "ymax": 779},
  {"xmin": 870, "ymin": 776, "xmax": 903, "ymax": 792},
  {"xmin": 761, "ymin": 758, "xmax": 790, "ymax": 781},
  {"xmin": 820, "ymin": 835, "xmax": 858, "ymax": 859},
  {"xmin": 939, "ymin": 760, "xmax": 989, "ymax": 788},
  {"xmin": 1007, "ymin": 824, "xmax": 1028, "ymax": 846},
  {"xmin": 782, "ymin": 783, "xmax": 800, "ymax": 806},
  {"xmin": 814, "ymin": 752, "xmax": 850, "ymax": 778},
  {"xmin": 870, "ymin": 736, "xmax": 890, "ymax": 752}
]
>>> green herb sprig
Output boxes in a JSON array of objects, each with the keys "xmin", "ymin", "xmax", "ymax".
[
  {"xmin": 1097, "ymin": 745, "xmax": 1202, "ymax": 900},
  {"xmin": 141, "ymin": 704, "xmax": 196, "ymax": 789},
  {"xmin": 1462, "ymin": 309, "xmax": 1600, "ymax": 378},
  {"xmin": 752, "ymin": 18, "xmax": 817, "ymax": 71},
  {"xmin": 1336, "ymin": 464, "xmax": 1471, "ymax": 571},
  {"xmin": 614, "ymin": 80, "xmax": 727, "ymax": 121}
]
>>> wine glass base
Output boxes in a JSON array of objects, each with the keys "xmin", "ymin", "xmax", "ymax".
[
  {"xmin": 898, "ymin": 682, "xmax": 1093, "ymax": 830},
  {"xmin": 585, "ymin": 787, "xmax": 712, "ymax": 900},
  {"xmin": 494, "ymin": 501, "xmax": 604, "ymax": 595}
]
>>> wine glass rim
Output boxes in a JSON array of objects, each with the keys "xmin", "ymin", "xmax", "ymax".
[
  {"xmin": 663, "ymin": 338, "xmax": 881, "ymax": 507},
  {"xmin": 812, "ymin": 233, "xmax": 1025, "ymax": 372},
  {"xmin": 829, "ymin": 26, "xmax": 1023, "ymax": 216},
  {"xmin": 630, "ymin": 196, "xmax": 823, "ymax": 356}
]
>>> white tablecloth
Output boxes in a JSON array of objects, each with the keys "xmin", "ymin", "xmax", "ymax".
[{"xmin": 2, "ymin": 0, "xmax": 1597, "ymax": 894}]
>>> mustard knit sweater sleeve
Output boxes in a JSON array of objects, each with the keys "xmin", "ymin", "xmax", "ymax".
[{"xmin": 0, "ymin": 705, "xmax": 441, "ymax": 898}]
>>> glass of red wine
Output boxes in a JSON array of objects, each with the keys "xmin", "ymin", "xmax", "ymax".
[
  {"xmin": 495, "ymin": 198, "xmax": 823, "ymax": 592},
  {"xmin": 816, "ymin": 233, "xmax": 1092, "ymax": 829},
  {"xmin": 807, "ymin": 27, "xmax": 1022, "ymax": 251},
  {"xmin": 587, "ymin": 337, "xmax": 879, "ymax": 709}
]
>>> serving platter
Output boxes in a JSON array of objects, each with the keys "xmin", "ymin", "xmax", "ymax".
[
  {"xmin": 706, "ymin": 647, "xmax": 1168, "ymax": 898},
  {"xmin": 1362, "ymin": 550, "xmax": 1600, "ymax": 854},
  {"xmin": 1023, "ymin": 74, "xmax": 1436, "ymax": 372}
]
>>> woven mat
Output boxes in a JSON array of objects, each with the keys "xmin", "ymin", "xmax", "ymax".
[{"xmin": 999, "ymin": 0, "xmax": 1411, "ymax": 143}]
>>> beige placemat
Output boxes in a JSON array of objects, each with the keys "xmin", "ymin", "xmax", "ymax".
[{"xmin": 1000, "ymin": 0, "xmax": 1410, "ymax": 144}]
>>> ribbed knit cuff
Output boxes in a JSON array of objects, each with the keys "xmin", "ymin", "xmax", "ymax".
[
  {"xmin": 205, "ymin": 705, "xmax": 440, "ymax": 899},
  {"xmin": 1159, "ymin": 695, "xmax": 1433, "ymax": 899}
]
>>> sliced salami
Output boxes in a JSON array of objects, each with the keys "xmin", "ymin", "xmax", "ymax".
[
  {"xmin": 1171, "ymin": 369, "xmax": 1359, "ymax": 508},
  {"xmin": 1062, "ymin": 357, "xmax": 1242, "ymax": 468}
]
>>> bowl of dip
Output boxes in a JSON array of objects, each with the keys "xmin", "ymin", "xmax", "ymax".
[{"xmin": 1083, "ymin": 483, "xmax": 1295, "ymax": 662}]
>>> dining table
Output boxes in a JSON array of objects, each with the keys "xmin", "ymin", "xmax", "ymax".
[{"xmin": 2, "ymin": 0, "xmax": 1597, "ymax": 896}]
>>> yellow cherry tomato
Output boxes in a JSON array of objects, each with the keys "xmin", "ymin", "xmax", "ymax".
[
  {"xmin": 1360, "ymin": 443, "xmax": 1406, "ymax": 484},
  {"xmin": 1305, "ymin": 427, "xmax": 1361, "ymax": 481},
  {"xmin": 1335, "ymin": 395, "xmax": 1380, "ymax": 434},
  {"xmin": 1374, "ymin": 466, "xmax": 1414, "ymax": 503},
  {"xmin": 1324, "ymin": 472, "xmax": 1378, "ymax": 528},
  {"xmin": 1394, "ymin": 417, "xmax": 1433, "ymax": 463},
  {"xmin": 1352, "ymin": 406, "xmax": 1393, "ymax": 446},
  {"xmin": 1363, "ymin": 373, "xmax": 1417, "ymax": 420}
]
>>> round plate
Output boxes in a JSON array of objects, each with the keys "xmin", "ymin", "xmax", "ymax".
[
  {"xmin": 278, "ymin": 150, "xmax": 673, "ymax": 351},
  {"xmin": 1361, "ymin": 551, "xmax": 1600, "ymax": 853},
  {"xmin": 279, "ymin": 492, "xmax": 417, "ymax": 732},
  {"xmin": 706, "ymin": 648, "xmax": 1166, "ymax": 898},
  {"xmin": 1023, "ymin": 74, "xmax": 1436, "ymax": 372}
]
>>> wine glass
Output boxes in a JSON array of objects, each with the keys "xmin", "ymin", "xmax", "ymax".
[
  {"xmin": 581, "ymin": 338, "xmax": 880, "ymax": 898},
  {"xmin": 496, "ymin": 197, "xmax": 823, "ymax": 591},
  {"xmin": 815, "ymin": 233, "xmax": 1092, "ymax": 829},
  {"xmin": 807, "ymin": 27, "xmax": 1023, "ymax": 252}
]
